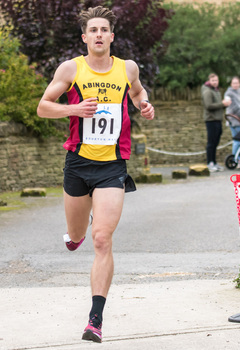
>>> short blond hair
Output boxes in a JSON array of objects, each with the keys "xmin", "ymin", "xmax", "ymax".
[{"xmin": 79, "ymin": 6, "xmax": 117, "ymax": 33}]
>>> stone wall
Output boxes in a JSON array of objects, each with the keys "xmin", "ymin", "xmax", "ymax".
[
  {"xmin": 0, "ymin": 122, "xmax": 149, "ymax": 192},
  {"xmin": 0, "ymin": 122, "xmax": 66, "ymax": 192},
  {"xmin": 0, "ymin": 86, "xmax": 233, "ymax": 191},
  {"xmin": 136, "ymin": 87, "xmax": 232, "ymax": 165}
]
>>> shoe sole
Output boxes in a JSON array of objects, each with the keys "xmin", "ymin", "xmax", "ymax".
[{"xmin": 82, "ymin": 330, "xmax": 102, "ymax": 343}]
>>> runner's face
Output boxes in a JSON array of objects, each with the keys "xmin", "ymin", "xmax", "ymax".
[{"xmin": 82, "ymin": 18, "xmax": 114, "ymax": 55}]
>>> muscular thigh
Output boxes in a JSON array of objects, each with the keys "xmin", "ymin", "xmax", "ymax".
[{"xmin": 92, "ymin": 187, "xmax": 125, "ymax": 238}]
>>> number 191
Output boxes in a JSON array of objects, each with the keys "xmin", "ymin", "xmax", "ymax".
[{"xmin": 92, "ymin": 118, "xmax": 114, "ymax": 134}]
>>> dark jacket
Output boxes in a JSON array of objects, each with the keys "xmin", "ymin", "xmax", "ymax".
[{"xmin": 201, "ymin": 82, "xmax": 224, "ymax": 122}]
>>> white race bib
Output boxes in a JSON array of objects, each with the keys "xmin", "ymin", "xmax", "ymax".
[{"xmin": 83, "ymin": 104, "xmax": 121, "ymax": 145}]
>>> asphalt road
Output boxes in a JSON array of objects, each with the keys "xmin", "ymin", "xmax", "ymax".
[{"xmin": 1, "ymin": 167, "xmax": 240, "ymax": 288}]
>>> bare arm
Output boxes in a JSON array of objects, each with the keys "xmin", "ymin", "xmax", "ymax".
[
  {"xmin": 37, "ymin": 60, "xmax": 98, "ymax": 119},
  {"xmin": 126, "ymin": 60, "xmax": 154, "ymax": 120}
]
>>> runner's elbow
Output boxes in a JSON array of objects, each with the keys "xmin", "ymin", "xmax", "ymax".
[{"xmin": 37, "ymin": 101, "xmax": 45, "ymax": 118}]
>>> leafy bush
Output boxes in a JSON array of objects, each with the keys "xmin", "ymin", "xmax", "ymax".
[
  {"xmin": 0, "ymin": 30, "xmax": 64, "ymax": 137},
  {"xmin": 0, "ymin": 0, "xmax": 171, "ymax": 121},
  {"xmin": 156, "ymin": 2, "xmax": 240, "ymax": 90},
  {"xmin": 0, "ymin": 0, "xmax": 170, "ymax": 91}
]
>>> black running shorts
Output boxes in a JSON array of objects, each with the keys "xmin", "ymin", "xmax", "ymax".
[{"xmin": 63, "ymin": 151, "xmax": 136, "ymax": 197}]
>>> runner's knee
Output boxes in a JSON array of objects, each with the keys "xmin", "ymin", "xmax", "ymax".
[{"xmin": 92, "ymin": 230, "xmax": 112, "ymax": 254}]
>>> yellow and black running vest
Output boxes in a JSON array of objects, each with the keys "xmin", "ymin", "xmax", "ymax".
[{"xmin": 63, "ymin": 55, "xmax": 132, "ymax": 161}]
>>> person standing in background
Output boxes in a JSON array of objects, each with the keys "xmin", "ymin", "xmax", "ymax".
[
  {"xmin": 201, "ymin": 73, "xmax": 231, "ymax": 172},
  {"xmin": 224, "ymin": 76, "xmax": 240, "ymax": 160}
]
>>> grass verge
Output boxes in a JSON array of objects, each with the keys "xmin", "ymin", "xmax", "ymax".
[{"xmin": 0, "ymin": 187, "xmax": 63, "ymax": 212}]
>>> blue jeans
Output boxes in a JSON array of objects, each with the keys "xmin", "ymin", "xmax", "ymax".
[{"xmin": 230, "ymin": 126, "xmax": 240, "ymax": 156}]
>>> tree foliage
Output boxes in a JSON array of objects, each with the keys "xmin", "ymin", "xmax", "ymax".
[
  {"xmin": 0, "ymin": 0, "xmax": 170, "ymax": 91},
  {"xmin": 0, "ymin": 30, "xmax": 65, "ymax": 137},
  {"xmin": 110, "ymin": 0, "xmax": 171, "ymax": 89},
  {"xmin": 156, "ymin": 2, "xmax": 240, "ymax": 90}
]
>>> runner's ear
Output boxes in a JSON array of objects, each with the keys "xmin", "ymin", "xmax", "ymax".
[{"xmin": 82, "ymin": 34, "xmax": 87, "ymax": 44}]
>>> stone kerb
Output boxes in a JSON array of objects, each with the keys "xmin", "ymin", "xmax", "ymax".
[
  {"xmin": 172, "ymin": 170, "xmax": 187, "ymax": 179},
  {"xmin": 21, "ymin": 188, "xmax": 47, "ymax": 197},
  {"xmin": 189, "ymin": 164, "xmax": 210, "ymax": 176}
]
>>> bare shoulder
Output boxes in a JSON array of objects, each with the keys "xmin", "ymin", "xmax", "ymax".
[
  {"xmin": 125, "ymin": 59, "xmax": 139, "ymax": 84},
  {"xmin": 53, "ymin": 59, "xmax": 77, "ymax": 84},
  {"xmin": 41, "ymin": 60, "xmax": 78, "ymax": 101}
]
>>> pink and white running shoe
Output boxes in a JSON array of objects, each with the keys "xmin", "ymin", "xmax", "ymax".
[
  {"xmin": 63, "ymin": 234, "xmax": 85, "ymax": 251},
  {"xmin": 82, "ymin": 321, "xmax": 102, "ymax": 343},
  {"xmin": 63, "ymin": 215, "xmax": 93, "ymax": 251}
]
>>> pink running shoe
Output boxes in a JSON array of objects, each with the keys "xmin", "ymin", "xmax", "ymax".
[
  {"xmin": 63, "ymin": 233, "xmax": 85, "ymax": 251},
  {"xmin": 63, "ymin": 215, "xmax": 93, "ymax": 251},
  {"xmin": 82, "ymin": 321, "xmax": 102, "ymax": 343}
]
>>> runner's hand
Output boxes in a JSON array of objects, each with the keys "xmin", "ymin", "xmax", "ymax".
[
  {"xmin": 75, "ymin": 97, "xmax": 98, "ymax": 118},
  {"xmin": 140, "ymin": 100, "xmax": 154, "ymax": 120}
]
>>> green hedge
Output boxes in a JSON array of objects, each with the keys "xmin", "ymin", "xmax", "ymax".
[{"xmin": 0, "ymin": 29, "xmax": 66, "ymax": 137}]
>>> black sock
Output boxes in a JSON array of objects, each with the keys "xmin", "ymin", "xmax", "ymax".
[{"xmin": 89, "ymin": 295, "xmax": 106, "ymax": 327}]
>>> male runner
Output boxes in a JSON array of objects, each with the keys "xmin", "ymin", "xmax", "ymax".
[{"xmin": 37, "ymin": 5, "xmax": 154, "ymax": 343}]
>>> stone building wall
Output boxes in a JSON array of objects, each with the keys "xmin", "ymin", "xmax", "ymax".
[{"xmin": 0, "ymin": 122, "xmax": 149, "ymax": 192}]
